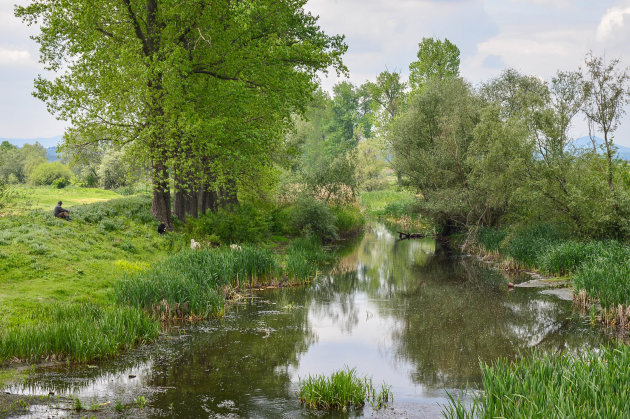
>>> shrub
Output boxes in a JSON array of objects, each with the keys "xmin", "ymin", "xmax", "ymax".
[
  {"xmin": 186, "ymin": 204, "xmax": 273, "ymax": 244},
  {"xmin": 52, "ymin": 177, "xmax": 68, "ymax": 188},
  {"xmin": 291, "ymin": 196, "xmax": 338, "ymax": 241},
  {"xmin": 29, "ymin": 162, "xmax": 72, "ymax": 186},
  {"xmin": 332, "ymin": 204, "xmax": 365, "ymax": 236}
]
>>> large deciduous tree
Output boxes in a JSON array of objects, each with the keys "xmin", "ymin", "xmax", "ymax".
[
  {"xmin": 16, "ymin": 0, "xmax": 346, "ymax": 227},
  {"xmin": 408, "ymin": 37, "xmax": 460, "ymax": 91}
]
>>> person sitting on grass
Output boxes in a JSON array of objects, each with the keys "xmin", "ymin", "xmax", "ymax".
[{"xmin": 54, "ymin": 201, "xmax": 71, "ymax": 220}]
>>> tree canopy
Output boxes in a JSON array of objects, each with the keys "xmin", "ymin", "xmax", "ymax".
[{"xmin": 17, "ymin": 0, "xmax": 347, "ymax": 226}]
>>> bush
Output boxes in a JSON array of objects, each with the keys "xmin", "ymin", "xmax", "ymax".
[
  {"xmin": 332, "ymin": 204, "xmax": 365, "ymax": 236},
  {"xmin": 29, "ymin": 162, "xmax": 73, "ymax": 186},
  {"xmin": 186, "ymin": 203, "xmax": 273, "ymax": 244},
  {"xmin": 291, "ymin": 196, "xmax": 338, "ymax": 241}
]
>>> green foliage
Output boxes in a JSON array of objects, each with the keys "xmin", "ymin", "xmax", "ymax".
[
  {"xmin": 332, "ymin": 204, "xmax": 365, "ymax": 236},
  {"xmin": 298, "ymin": 367, "xmax": 392, "ymax": 410},
  {"xmin": 186, "ymin": 204, "xmax": 273, "ymax": 244},
  {"xmin": 389, "ymin": 77, "xmax": 479, "ymax": 232},
  {"xmin": 443, "ymin": 345, "xmax": 630, "ymax": 418},
  {"xmin": 574, "ymin": 241, "xmax": 630, "ymax": 307},
  {"xmin": 0, "ymin": 303, "xmax": 159, "ymax": 363},
  {"xmin": 291, "ymin": 196, "xmax": 338, "ymax": 241},
  {"xmin": 97, "ymin": 150, "xmax": 131, "ymax": 190},
  {"xmin": 504, "ymin": 223, "xmax": 564, "ymax": 268},
  {"xmin": 408, "ymin": 37, "xmax": 460, "ymax": 90},
  {"xmin": 29, "ymin": 162, "xmax": 72, "ymax": 186},
  {"xmin": 115, "ymin": 246, "xmax": 279, "ymax": 318}
]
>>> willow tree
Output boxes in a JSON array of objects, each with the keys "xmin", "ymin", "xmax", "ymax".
[{"xmin": 16, "ymin": 0, "xmax": 346, "ymax": 227}]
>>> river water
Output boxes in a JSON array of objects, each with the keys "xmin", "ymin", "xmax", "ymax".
[{"xmin": 10, "ymin": 224, "xmax": 611, "ymax": 418}]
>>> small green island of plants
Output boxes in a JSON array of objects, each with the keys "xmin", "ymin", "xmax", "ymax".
[{"xmin": 298, "ymin": 367, "xmax": 392, "ymax": 411}]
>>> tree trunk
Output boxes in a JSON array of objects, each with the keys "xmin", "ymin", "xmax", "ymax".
[{"xmin": 151, "ymin": 161, "xmax": 172, "ymax": 229}]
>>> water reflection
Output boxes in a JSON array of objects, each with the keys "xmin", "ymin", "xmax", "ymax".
[{"xmin": 9, "ymin": 224, "xmax": 610, "ymax": 418}]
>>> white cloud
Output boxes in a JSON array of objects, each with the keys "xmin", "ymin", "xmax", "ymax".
[
  {"xmin": 597, "ymin": 4, "xmax": 630, "ymax": 40},
  {"xmin": 0, "ymin": 47, "xmax": 33, "ymax": 67}
]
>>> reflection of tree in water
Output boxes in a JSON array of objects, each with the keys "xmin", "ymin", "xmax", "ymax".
[
  {"xmin": 144, "ymin": 288, "xmax": 316, "ymax": 417},
  {"xmin": 323, "ymin": 224, "xmax": 610, "ymax": 389}
]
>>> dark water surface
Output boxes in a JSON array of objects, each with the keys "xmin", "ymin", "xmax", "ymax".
[{"xmin": 10, "ymin": 224, "xmax": 612, "ymax": 418}]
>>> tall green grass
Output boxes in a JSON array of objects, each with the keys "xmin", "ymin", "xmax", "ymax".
[
  {"xmin": 573, "ymin": 241, "xmax": 630, "ymax": 307},
  {"xmin": 285, "ymin": 236, "xmax": 331, "ymax": 283},
  {"xmin": 298, "ymin": 367, "xmax": 392, "ymax": 410},
  {"xmin": 443, "ymin": 345, "xmax": 630, "ymax": 418},
  {"xmin": 504, "ymin": 223, "xmax": 565, "ymax": 269},
  {"xmin": 0, "ymin": 303, "xmax": 159, "ymax": 363},
  {"xmin": 537, "ymin": 240, "xmax": 610, "ymax": 275},
  {"xmin": 115, "ymin": 246, "xmax": 279, "ymax": 318},
  {"xmin": 477, "ymin": 227, "xmax": 506, "ymax": 253}
]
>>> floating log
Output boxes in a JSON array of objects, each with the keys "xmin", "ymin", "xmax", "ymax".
[{"xmin": 398, "ymin": 231, "xmax": 426, "ymax": 240}]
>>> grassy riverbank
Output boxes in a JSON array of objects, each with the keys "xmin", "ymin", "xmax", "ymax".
[
  {"xmin": 444, "ymin": 345, "xmax": 630, "ymax": 418},
  {"xmin": 474, "ymin": 223, "xmax": 630, "ymax": 328},
  {"xmin": 0, "ymin": 187, "xmax": 363, "ymax": 366}
]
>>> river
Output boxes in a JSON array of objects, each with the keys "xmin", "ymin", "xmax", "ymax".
[{"xmin": 9, "ymin": 223, "xmax": 611, "ymax": 418}]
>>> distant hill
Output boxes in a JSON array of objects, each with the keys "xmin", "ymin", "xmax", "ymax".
[
  {"xmin": 46, "ymin": 146, "xmax": 60, "ymax": 162},
  {"xmin": 571, "ymin": 136, "xmax": 630, "ymax": 161},
  {"xmin": 0, "ymin": 135, "xmax": 63, "ymax": 149}
]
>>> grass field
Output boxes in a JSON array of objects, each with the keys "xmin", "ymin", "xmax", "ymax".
[
  {"xmin": 0, "ymin": 193, "xmax": 172, "ymax": 328},
  {"xmin": 7, "ymin": 185, "xmax": 124, "ymax": 214},
  {"xmin": 0, "ymin": 186, "xmax": 337, "ymax": 364}
]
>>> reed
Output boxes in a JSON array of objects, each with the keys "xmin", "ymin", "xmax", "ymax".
[
  {"xmin": 443, "ymin": 345, "xmax": 630, "ymax": 418},
  {"xmin": 115, "ymin": 246, "xmax": 279, "ymax": 318},
  {"xmin": 298, "ymin": 367, "xmax": 392, "ymax": 411},
  {"xmin": 0, "ymin": 303, "xmax": 159, "ymax": 363}
]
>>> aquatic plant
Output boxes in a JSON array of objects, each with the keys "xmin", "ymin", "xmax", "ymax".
[
  {"xmin": 298, "ymin": 367, "xmax": 392, "ymax": 411},
  {"xmin": 0, "ymin": 303, "xmax": 159, "ymax": 363},
  {"xmin": 477, "ymin": 227, "xmax": 506, "ymax": 253},
  {"xmin": 285, "ymin": 236, "xmax": 330, "ymax": 283},
  {"xmin": 504, "ymin": 223, "xmax": 564, "ymax": 269},
  {"xmin": 443, "ymin": 345, "xmax": 630, "ymax": 418},
  {"xmin": 115, "ymin": 246, "xmax": 279, "ymax": 318},
  {"xmin": 134, "ymin": 396, "xmax": 147, "ymax": 409}
]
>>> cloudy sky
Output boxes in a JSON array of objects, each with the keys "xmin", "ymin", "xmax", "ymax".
[{"xmin": 1, "ymin": 0, "xmax": 630, "ymax": 143}]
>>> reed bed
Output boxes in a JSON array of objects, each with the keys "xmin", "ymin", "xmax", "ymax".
[
  {"xmin": 0, "ymin": 303, "xmax": 159, "ymax": 363},
  {"xmin": 115, "ymin": 246, "xmax": 280, "ymax": 318},
  {"xmin": 443, "ymin": 345, "xmax": 630, "ymax": 418},
  {"xmin": 285, "ymin": 236, "xmax": 331, "ymax": 283},
  {"xmin": 298, "ymin": 367, "xmax": 392, "ymax": 411}
]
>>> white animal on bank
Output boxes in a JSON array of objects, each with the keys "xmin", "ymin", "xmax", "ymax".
[
  {"xmin": 191, "ymin": 239, "xmax": 201, "ymax": 250},
  {"xmin": 230, "ymin": 244, "xmax": 242, "ymax": 251}
]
